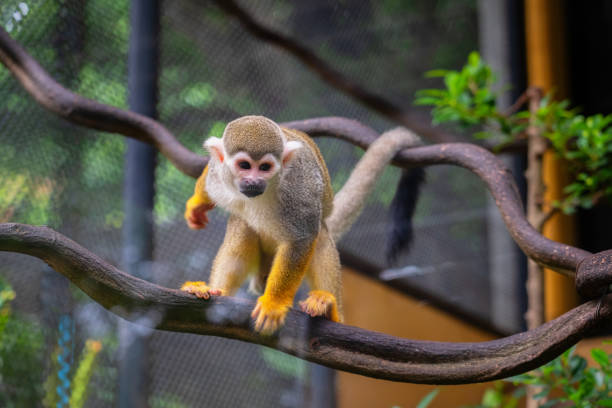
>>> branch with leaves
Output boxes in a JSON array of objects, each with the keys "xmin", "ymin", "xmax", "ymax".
[{"xmin": 416, "ymin": 51, "xmax": 612, "ymax": 214}]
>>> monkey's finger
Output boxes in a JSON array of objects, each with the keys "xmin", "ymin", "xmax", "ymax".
[
  {"xmin": 265, "ymin": 311, "xmax": 288, "ymax": 333},
  {"xmin": 298, "ymin": 300, "xmax": 315, "ymax": 316},
  {"xmin": 251, "ymin": 302, "xmax": 262, "ymax": 319},
  {"xmin": 197, "ymin": 290, "xmax": 211, "ymax": 300},
  {"xmin": 183, "ymin": 287, "xmax": 210, "ymax": 299},
  {"xmin": 261, "ymin": 318, "xmax": 275, "ymax": 335},
  {"xmin": 254, "ymin": 312, "xmax": 266, "ymax": 332},
  {"xmin": 186, "ymin": 217, "xmax": 205, "ymax": 230}
]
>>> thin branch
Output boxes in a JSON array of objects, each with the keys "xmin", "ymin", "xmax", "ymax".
[
  {"xmin": 535, "ymin": 207, "xmax": 560, "ymax": 232},
  {"xmin": 525, "ymin": 87, "xmax": 546, "ymax": 330},
  {"xmin": 210, "ymin": 0, "xmax": 460, "ymax": 144},
  {"xmin": 0, "ymin": 222, "xmax": 610, "ymax": 385},
  {"xmin": 503, "ymin": 89, "xmax": 531, "ymax": 117}
]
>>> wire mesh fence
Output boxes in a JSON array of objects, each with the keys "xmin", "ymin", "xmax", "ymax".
[{"xmin": 0, "ymin": 0, "xmax": 523, "ymax": 406}]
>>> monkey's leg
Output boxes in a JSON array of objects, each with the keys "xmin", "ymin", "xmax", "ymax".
[
  {"xmin": 182, "ymin": 216, "xmax": 260, "ymax": 299},
  {"xmin": 301, "ymin": 229, "xmax": 343, "ymax": 322},
  {"xmin": 251, "ymin": 239, "xmax": 316, "ymax": 334},
  {"xmin": 185, "ymin": 164, "xmax": 215, "ymax": 229}
]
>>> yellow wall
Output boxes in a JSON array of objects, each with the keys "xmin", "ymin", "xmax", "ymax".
[{"xmin": 338, "ymin": 268, "xmax": 498, "ymax": 408}]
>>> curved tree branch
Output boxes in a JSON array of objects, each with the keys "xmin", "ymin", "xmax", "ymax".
[
  {"xmin": 210, "ymin": 0, "xmax": 459, "ymax": 145},
  {"xmin": 0, "ymin": 222, "xmax": 609, "ymax": 385}
]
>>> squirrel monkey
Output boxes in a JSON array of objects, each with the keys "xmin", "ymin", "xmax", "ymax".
[{"xmin": 182, "ymin": 116, "xmax": 423, "ymax": 334}]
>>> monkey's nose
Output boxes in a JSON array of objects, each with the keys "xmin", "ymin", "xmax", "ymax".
[
  {"xmin": 239, "ymin": 180, "xmax": 266, "ymax": 197},
  {"xmin": 241, "ymin": 188, "xmax": 264, "ymax": 198}
]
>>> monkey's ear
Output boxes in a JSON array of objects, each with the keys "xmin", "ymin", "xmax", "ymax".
[
  {"xmin": 282, "ymin": 141, "xmax": 302, "ymax": 166},
  {"xmin": 204, "ymin": 137, "xmax": 225, "ymax": 163}
]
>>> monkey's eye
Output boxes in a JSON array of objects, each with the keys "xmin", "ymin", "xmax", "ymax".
[
  {"xmin": 238, "ymin": 161, "xmax": 251, "ymax": 170},
  {"xmin": 259, "ymin": 163, "xmax": 271, "ymax": 171}
]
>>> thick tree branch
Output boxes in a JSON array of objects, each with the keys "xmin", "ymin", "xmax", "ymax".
[
  {"xmin": 0, "ymin": 222, "xmax": 610, "ymax": 385},
  {"xmin": 210, "ymin": 0, "xmax": 459, "ymax": 144}
]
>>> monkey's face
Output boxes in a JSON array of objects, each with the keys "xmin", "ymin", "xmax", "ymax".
[{"xmin": 229, "ymin": 152, "xmax": 280, "ymax": 198}]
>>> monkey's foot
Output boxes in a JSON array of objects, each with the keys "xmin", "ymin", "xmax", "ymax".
[
  {"xmin": 185, "ymin": 201, "xmax": 215, "ymax": 230},
  {"xmin": 299, "ymin": 290, "xmax": 340, "ymax": 322},
  {"xmin": 251, "ymin": 296, "xmax": 290, "ymax": 335},
  {"xmin": 180, "ymin": 281, "xmax": 222, "ymax": 300}
]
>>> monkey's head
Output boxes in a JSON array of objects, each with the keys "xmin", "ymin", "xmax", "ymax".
[{"xmin": 205, "ymin": 116, "xmax": 302, "ymax": 198}]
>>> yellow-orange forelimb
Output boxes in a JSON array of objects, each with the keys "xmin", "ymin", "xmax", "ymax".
[{"xmin": 184, "ymin": 165, "xmax": 215, "ymax": 229}]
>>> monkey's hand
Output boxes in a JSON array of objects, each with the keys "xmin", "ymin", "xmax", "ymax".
[
  {"xmin": 180, "ymin": 281, "xmax": 222, "ymax": 300},
  {"xmin": 299, "ymin": 290, "xmax": 340, "ymax": 322},
  {"xmin": 251, "ymin": 296, "xmax": 291, "ymax": 335},
  {"xmin": 184, "ymin": 197, "xmax": 215, "ymax": 230}
]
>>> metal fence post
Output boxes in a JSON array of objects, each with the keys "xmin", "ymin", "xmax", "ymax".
[{"xmin": 118, "ymin": 1, "xmax": 159, "ymax": 407}]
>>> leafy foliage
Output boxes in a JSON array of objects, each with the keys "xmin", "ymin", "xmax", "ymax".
[
  {"xmin": 421, "ymin": 346, "xmax": 612, "ymax": 408},
  {"xmin": 464, "ymin": 381, "xmax": 523, "ymax": 408},
  {"xmin": 507, "ymin": 347, "xmax": 612, "ymax": 408},
  {"xmin": 0, "ymin": 278, "xmax": 45, "ymax": 408},
  {"xmin": 416, "ymin": 51, "xmax": 612, "ymax": 213}
]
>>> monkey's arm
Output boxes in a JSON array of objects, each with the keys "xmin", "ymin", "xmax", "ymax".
[
  {"xmin": 185, "ymin": 164, "xmax": 215, "ymax": 229},
  {"xmin": 252, "ymin": 239, "xmax": 317, "ymax": 334}
]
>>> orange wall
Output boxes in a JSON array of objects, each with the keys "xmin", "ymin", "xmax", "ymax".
[
  {"xmin": 524, "ymin": 0, "xmax": 578, "ymax": 321},
  {"xmin": 338, "ymin": 268, "xmax": 498, "ymax": 408}
]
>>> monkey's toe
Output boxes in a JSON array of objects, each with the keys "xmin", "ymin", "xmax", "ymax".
[
  {"xmin": 251, "ymin": 297, "xmax": 289, "ymax": 335},
  {"xmin": 180, "ymin": 281, "xmax": 221, "ymax": 300},
  {"xmin": 299, "ymin": 290, "xmax": 339, "ymax": 322}
]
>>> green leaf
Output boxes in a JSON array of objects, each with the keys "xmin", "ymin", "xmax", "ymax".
[
  {"xmin": 570, "ymin": 355, "xmax": 588, "ymax": 379},
  {"xmin": 481, "ymin": 388, "xmax": 503, "ymax": 407},
  {"xmin": 414, "ymin": 97, "xmax": 442, "ymax": 106},
  {"xmin": 467, "ymin": 51, "xmax": 481, "ymax": 67},
  {"xmin": 425, "ymin": 69, "xmax": 449, "ymax": 78},
  {"xmin": 591, "ymin": 348, "xmax": 610, "ymax": 368},
  {"xmin": 597, "ymin": 399, "xmax": 612, "ymax": 407},
  {"xmin": 416, "ymin": 389, "xmax": 439, "ymax": 408}
]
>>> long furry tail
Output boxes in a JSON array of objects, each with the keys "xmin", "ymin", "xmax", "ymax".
[
  {"xmin": 386, "ymin": 167, "xmax": 425, "ymax": 263},
  {"xmin": 328, "ymin": 127, "xmax": 423, "ymax": 242}
]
